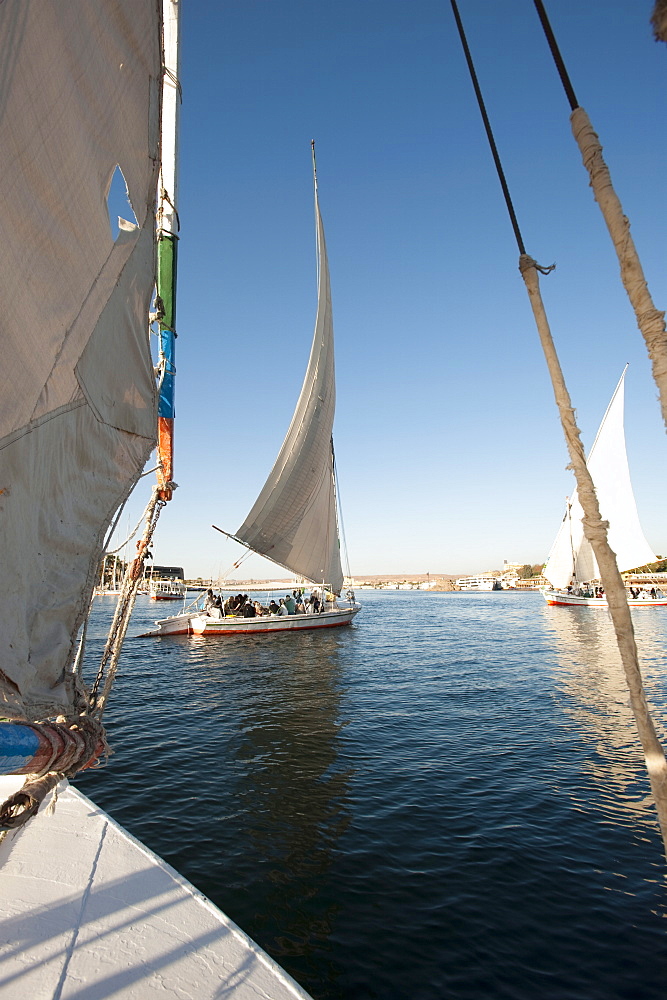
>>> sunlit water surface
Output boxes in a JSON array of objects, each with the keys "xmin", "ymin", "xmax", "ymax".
[{"xmin": 76, "ymin": 590, "xmax": 667, "ymax": 999}]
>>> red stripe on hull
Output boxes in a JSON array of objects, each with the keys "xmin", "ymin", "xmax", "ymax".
[
  {"xmin": 545, "ymin": 596, "xmax": 667, "ymax": 607},
  {"xmin": 195, "ymin": 620, "xmax": 354, "ymax": 636}
]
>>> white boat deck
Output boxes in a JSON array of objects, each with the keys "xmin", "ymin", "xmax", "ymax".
[{"xmin": 0, "ymin": 777, "xmax": 311, "ymax": 999}]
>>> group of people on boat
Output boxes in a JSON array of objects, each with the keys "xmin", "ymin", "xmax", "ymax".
[
  {"xmin": 566, "ymin": 584, "xmax": 605, "ymax": 599},
  {"xmin": 201, "ymin": 588, "xmax": 332, "ymax": 619},
  {"xmin": 628, "ymin": 586, "xmax": 664, "ymax": 600},
  {"xmin": 564, "ymin": 582, "xmax": 664, "ymax": 601}
]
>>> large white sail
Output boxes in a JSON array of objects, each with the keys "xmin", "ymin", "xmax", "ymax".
[
  {"xmin": 235, "ymin": 183, "xmax": 344, "ymax": 594},
  {"xmin": 0, "ymin": 1, "xmax": 161, "ymax": 719},
  {"xmin": 543, "ymin": 370, "xmax": 656, "ymax": 590}
]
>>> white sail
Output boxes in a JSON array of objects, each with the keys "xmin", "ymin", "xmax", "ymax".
[
  {"xmin": 543, "ymin": 370, "xmax": 656, "ymax": 590},
  {"xmin": 235, "ymin": 184, "xmax": 344, "ymax": 594},
  {"xmin": 0, "ymin": 1, "xmax": 161, "ymax": 719}
]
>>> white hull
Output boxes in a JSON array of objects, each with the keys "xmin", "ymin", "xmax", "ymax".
[
  {"xmin": 139, "ymin": 612, "xmax": 195, "ymax": 637},
  {"xmin": 139, "ymin": 604, "xmax": 361, "ymax": 638},
  {"xmin": 191, "ymin": 604, "xmax": 361, "ymax": 636},
  {"xmin": 455, "ymin": 575, "xmax": 501, "ymax": 591},
  {"xmin": 541, "ymin": 588, "xmax": 667, "ymax": 608},
  {"xmin": 0, "ymin": 777, "xmax": 311, "ymax": 999},
  {"xmin": 150, "ymin": 589, "xmax": 187, "ymax": 601}
]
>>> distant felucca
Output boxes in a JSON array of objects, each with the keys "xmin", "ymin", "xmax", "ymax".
[{"xmin": 541, "ymin": 369, "xmax": 666, "ymax": 607}]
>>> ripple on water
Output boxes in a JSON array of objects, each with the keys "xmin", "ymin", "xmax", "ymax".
[{"xmin": 76, "ymin": 590, "xmax": 667, "ymax": 1000}]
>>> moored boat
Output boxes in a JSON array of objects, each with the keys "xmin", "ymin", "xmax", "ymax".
[
  {"xmin": 149, "ymin": 577, "xmax": 187, "ymax": 600},
  {"xmin": 455, "ymin": 575, "xmax": 502, "ymax": 591}
]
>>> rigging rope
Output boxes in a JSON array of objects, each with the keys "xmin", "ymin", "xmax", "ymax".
[
  {"xmin": 451, "ymin": 0, "xmax": 667, "ymax": 857},
  {"xmin": 449, "ymin": 0, "xmax": 525, "ymax": 256},
  {"xmin": 532, "ymin": 0, "xmax": 667, "ymax": 434},
  {"xmin": 332, "ymin": 440, "xmax": 353, "ymax": 588},
  {"xmin": 104, "ymin": 501, "xmax": 153, "ymax": 557},
  {"xmin": 89, "ymin": 485, "xmax": 168, "ymax": 719}
]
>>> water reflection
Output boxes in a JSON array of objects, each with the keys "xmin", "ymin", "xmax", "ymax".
[
  {"xmin": 540, "ymin": 604, "xmax": 667, "ymax": 824},
  {"xmin": 180, "ymin": 629, "xmax": 354, "ymax": 966},
  {"xmin": 77, "ymin": 593, "xmax": 667, "ymax": 1000}
]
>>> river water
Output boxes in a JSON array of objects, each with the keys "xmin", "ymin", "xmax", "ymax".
[{"xmin": 75, "ymin": 589, "xmax": 667, "ymax": 999}]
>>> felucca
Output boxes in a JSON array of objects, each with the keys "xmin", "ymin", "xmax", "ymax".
[
  {"xmin": 541, "ymin": 369, "xmax": 666, "ymax": 608},
  {"xmin": 146, "ymin": 144, "xmax": 360, "ymax": 638}
]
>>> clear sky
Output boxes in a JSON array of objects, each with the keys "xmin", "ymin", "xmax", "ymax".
[{"xmin": 118, "ymin": 0, "xmax": 667, "ymax": 582}]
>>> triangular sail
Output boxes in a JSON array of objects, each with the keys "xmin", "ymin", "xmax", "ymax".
[
  {"xmin": 543, "ymin": 370, "xmax": 656, "ymax": 589},
  {"xmin": 235, "ymin": 176, "xmax": 344, "ymax": 594},
  {"xmin": 0, "ymin": 1, "xmax": 161, "ymax": 719}
]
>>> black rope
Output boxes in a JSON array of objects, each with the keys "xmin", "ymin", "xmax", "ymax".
[
  {"xmin": 532, "ymin": 0, "xmax": 579, "ymax": 112},
  {"xmin": 450, "ymin": 0, "xmax": 526, "ymax": 256}
]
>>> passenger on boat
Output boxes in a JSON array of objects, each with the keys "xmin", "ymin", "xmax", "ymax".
[
  {"xmin": 235, "ymin": 594, "xmax": 248, "ymax": 613},
  {"xmin": 254, "ymin": 601, "xmax": 267, "ymax": 616},
  {"xmin": 278, "ymin": 598, "xmax": 289, "ymax": 616},
  {"xmin": 223, "ymin": 595, "xmax": 236, "ymax": 614},
  {"xmin": 203, "ymin": 589, "xmax": 216, "ymax": 611},
  {"xmin": 242, "ymin": 601, "xmax": 256, "ymax": 617},
  {"xmin": 284, "ymin": 594, "xmax": 296, "ymax": 614},
  {"xmin": 295, "ymin": 599, "xmax": 306, "ymax": 614},
  {"xmin": 309, "ymin": 593, "xmax": 321, "ymax": 613},
  {"xmin": 268, "ymin": 599, "xmax": 280, "ymax": 615}
]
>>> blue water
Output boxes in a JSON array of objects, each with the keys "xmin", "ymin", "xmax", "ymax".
[{"xmin": 76, "ymin": 590, "xmax": 667, "ymax": 999}]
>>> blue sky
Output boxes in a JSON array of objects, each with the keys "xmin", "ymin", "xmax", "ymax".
[{"xmin": 120, "ymin": 1, "xmax": 667, "ymax": 580}]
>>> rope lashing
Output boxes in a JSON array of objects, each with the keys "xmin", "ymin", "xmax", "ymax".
[
  {"xmin": 23, "ymin": 717, "xmax": 107, "ymax": 776},
  {"xmin": 0, "ymin": 716, "xmax": 109, "ymax": 832},
  {"xmin": 518, "ymin": 255, "xmax": 555, "ymax": 277}
]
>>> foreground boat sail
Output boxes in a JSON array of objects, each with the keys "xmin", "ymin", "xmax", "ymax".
[
  {"xmin": 541, "ymin": 368, "xmax": 666, "ymax": 608},
  {"xmin": 145, "ymin": 145, "xmax": 360, "ymax": 639},
  {"xmin": 0, "ymin": 3, "xmax": 312, "ymax": 996}
]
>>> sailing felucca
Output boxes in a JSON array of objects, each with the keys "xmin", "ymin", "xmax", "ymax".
[
  {"xmin": 541, "ymin": 369, "xmax": 665, "ymax": 607},
  {"xmin": 148, "ymin": 145, "xmax": 360, "ymax": 638},
  {"xmin": 0, "ymin": 3, "xmax": 312, "ymax": 995}
]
